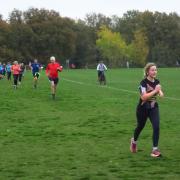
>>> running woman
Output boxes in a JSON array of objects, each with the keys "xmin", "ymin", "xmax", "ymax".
[
  {"xmin": 97, "ymin": 61, "xmax": 107, "ymax": 85},
  {"xmin": 30, "ymin": 59, "xmax": 41, "ymax": 88},
  {"xmin": 11, "ymin": 61, "xmax": 21, "ymax": 89},
  {"xmin": 18, "ymin": 63, "xmax": 25, "ymax": 85},
  {"xmin": 130, "ymin": 63, "xmax": 164, "ymax": 157},
  {"xmin": 6, "ymin": 62, "xmax": 12, "ymax": 80},
  {"xmin": 46, "ymin": 56, "xmax": 63, "ymax": 100}
]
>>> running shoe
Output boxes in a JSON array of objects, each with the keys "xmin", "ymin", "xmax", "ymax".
[
  {"xmin": 130, "ymin": 138, "xmax": 137, "ymax": 153},
  {"xmin": 151, "ymin": 149, "xmax": 161, "ymax": 157}
]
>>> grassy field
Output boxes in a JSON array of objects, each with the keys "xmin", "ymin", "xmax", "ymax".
[{"xmin": 0, "ymin": 68, "xmax": 180, "ymax": 180}]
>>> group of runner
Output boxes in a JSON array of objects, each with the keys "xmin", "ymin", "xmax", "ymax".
[
  {"xmin": 0, "ymin": 61, "xmax": 25, "ymax": 86},
  {"xmin": 0, "ymin": 56, "xmax": 63, "ymax": 99},
  {"xmin": 30, "ymin": 56, "xmax": 63, "ymax": 100},
  {"xmin": 1, "ymin": 58, "xmax": 164, "ymax": 158},
  {"xmin": 0, "ymin": 62, "xmax": 13, "ymax": 80}
]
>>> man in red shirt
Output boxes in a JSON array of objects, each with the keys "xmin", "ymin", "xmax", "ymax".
[{"xmin": 46, "ymin": 56, "xmax": 63, "ymax": 99}]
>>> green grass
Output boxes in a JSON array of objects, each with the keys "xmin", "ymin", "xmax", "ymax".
[{"xmin": 0, "ymin": 68, "xmax": 180, "ymax": 180}]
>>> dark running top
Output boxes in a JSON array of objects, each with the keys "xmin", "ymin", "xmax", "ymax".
[
  {"xmin": 31, "ymin": 63, "xmax": 40, "ymax": 74},
  {"xmin": 138, "ymin": 78, "xmax": 160, "ymax": 108}
]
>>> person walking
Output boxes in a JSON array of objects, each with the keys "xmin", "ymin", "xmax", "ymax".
[{"xmin": 97, "ymin": 61, "xmax": 107, "ymax": 85}]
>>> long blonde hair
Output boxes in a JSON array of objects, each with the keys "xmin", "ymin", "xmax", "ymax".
[{"xmin": 144, "ymin": 62, "xmax": 157, "ymax": 78}]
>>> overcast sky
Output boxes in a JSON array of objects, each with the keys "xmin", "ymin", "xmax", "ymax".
[{"xmin": 0, "ymin": 0, "xmax": 180, "ymax": 20}]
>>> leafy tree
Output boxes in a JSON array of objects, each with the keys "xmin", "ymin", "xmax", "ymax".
[
  {"xmin": 0, "ymin": 8, "xmax": 180, "ymax": 67},
  {"xmin": 9, "ymin": 9, "xmax": 23, "ymax": 24},
  {"xmin": 85, "ymin": 13, "xmax": 112, "ymax": 29},
  {"xmin": 23, "ymin": 8, "xmax": 76, "ymax": 64},
  {"xmin": 114, "ymin": 10, "xmax": 141, "ymax": 43},
  {"xmin": 129, "ymin": 29, "xmax": 149, "ymax": 66},
  {"xmin": 96, "ymin": 26, "xmax": 128, "ymax": 67},
  {"xmin": 151, "ymin": 43, "xmax": 178, "ymax": 66},
  {"xmin": 72, "ymin": 20, "xmax": 97, "ymax": 68}
]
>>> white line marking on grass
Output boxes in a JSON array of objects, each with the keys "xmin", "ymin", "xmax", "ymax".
[
  {"xmin": 101, "ymin": 85, "xmax": 137, "ymax": 94},
  {"xmin": 62, "ymin": 78, "xmax": 180, "ymax": 101},
  {"xmin": 62, "ymin": 78, "xmax": 137, "ymax": 94},
  {"xmin": 163, "ymin": 96, "xmax": 180, "ymax": 101}
]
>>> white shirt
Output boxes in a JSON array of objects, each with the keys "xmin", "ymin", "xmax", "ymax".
[{"xmin": 97, "ymin": 63, "xmax": 107, "ymax": 71}]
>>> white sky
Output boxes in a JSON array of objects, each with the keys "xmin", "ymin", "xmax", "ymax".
[{"xmin": 0, "ymin": 0, "xmax": 180, "ymax": 20}]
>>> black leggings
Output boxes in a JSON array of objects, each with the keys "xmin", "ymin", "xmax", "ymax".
[
  {"xmin": 19, "ymin": 74, "xmax": 23, "ymax": 82},
  {"xmin": 13, "ymin": 74, "xmax": 19, "ymax": 86},
  {"xmin": 7, "ymin": 72, "xmax": 11, "ymax": 80},
  {"xmin": 98, "ymin": 71, "xmax": 106, "ymax": 84},
  {"xmin": 134, "ymin": 105, "xmax": 160, "ymax": 147}
]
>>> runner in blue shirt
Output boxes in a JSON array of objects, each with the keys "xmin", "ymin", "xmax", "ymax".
[
  {"xmin": 30, "ymin": 59, "xmax": 41, "ymax": 88},
  {"xmin": 0, "ymin": 62, "xmax": 4, "ymax": 79},
  {"xmin": 6, "ymin": 62, "xmax": 12, "ymax": 80}
]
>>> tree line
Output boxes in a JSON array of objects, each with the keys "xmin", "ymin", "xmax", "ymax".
[{"xmin": 0, "ymin": 8, "xmax": 180, "ymax": 67}]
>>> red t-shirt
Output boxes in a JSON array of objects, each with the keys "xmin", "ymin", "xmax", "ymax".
[
  {"xmin": 11, "ymin": 64, "xmax": 21, "ymax": 75},
  {"xmin": 46, "ymin": 62, "xmax": 62, "ymax": 78}
]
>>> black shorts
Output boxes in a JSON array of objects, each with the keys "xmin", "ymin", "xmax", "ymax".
[
  {"xmin": 98, "ymin": 71, "xmax": 105, "ymax": 81},
  {"xmin": 49, "ymin": 77, "xmax": 59, "ymax": 85},
  {"xmin": 33, "ymin": 72, "xmax": 40, "ymax": 78},
  {"xmin": 98, "ymin": 71, "xmax": 105, "ymax": 77}
]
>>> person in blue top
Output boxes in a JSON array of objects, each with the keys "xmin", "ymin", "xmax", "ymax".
[
  {"xmin": 6, "ymin": 62, "xmax": 12, "ymax": 80},
  {"xmin": 0, "ymin": 62, "xmax": 4, "ymax": 79},
  {"xmin": 30, "ymin": 59, "xmax": 41, "ymax": 88}
]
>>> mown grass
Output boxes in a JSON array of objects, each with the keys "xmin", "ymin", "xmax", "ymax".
[{"xmin": 0, "ymin": 68, "xmax": 180, "ymax": 180}]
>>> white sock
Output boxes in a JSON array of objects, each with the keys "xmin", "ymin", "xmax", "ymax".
[
  {"xmin": 132, "ymin": 138, "xmax": 137, "ymax": 144},
  {"xmin": 153, "ymin": 147, "xmax": 158, "ymax": 151}
]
